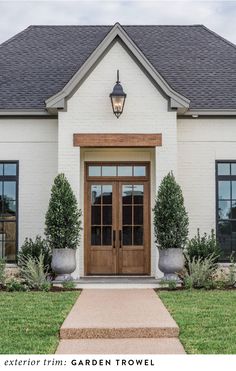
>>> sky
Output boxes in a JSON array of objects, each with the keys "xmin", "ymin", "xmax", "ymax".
[{"xmin": 0, "ymin": 0, "xmax": 236, "ymax": 45}]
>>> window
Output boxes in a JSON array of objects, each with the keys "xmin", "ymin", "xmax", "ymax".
[
  {"xmin": 216, "ymin": 161, "xmax": 236, "ymax": 261},
  {"xmin": 0, "ymin": 162, "xmax": 18, "ymax": 262},
  {"xmin": 88, "ymin": 164, "xmax": 147, "ymax": 178}
]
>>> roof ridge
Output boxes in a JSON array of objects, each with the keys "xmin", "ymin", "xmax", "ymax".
[{"xmin": 201, "ymin": 25, "xmax": 236, "ymax": 50}]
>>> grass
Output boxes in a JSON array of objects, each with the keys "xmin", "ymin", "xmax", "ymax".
[
  {"xmin": 0, "ymin": 291, "xmax": 80, "ymax": 354},
  {"xmin": 159, "ymin": 290, "xmax": 236, "ymax": 354}
]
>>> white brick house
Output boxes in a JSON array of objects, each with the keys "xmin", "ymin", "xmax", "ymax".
[{"xmin": 0, "ymin": 23, "xmax": 235, "ymax": 278}]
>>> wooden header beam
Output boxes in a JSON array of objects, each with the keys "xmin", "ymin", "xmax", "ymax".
[{"xmin": 73, "ymin": 133, "xmax": 162, "ymax": 147}]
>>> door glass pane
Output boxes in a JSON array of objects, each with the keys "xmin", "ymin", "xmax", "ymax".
[
  {"xmin": 134, "ymin": 206, "xmax": 143, "ymax": 225},
  {"xmin": 232, "ymin": 201, "xmax": 236, "ymax": 219},
  {"xmin": 123, "ymin": 206, "xmax": 132, "ymax": 225},
  {"xmin": 91, "ymin": 185, "xmax": 101, "ymax": 205},
  {"xmin": 102, "ymin": 226, "xmax": 112, "ymax": 245},
  {"xmin": 134, "ymin": 166, "xmax": 146, "ymax": 176},
  {"xmin": 102, "ymin": 185, "xmax": 112, "ymax": 204},
  {"xmin": 218, "ymin": 201, "xmax": 231, "ymax": 219},
  {"xmin": 133, "ymin": 226, "xmax": 143, "ymax": 245},
  {"xmin": 0, "ymin": 164, "xmax": 3, "ymax": 176},
  {"xmin": 218, "ymin": 181, "xmax": 230, "ymax": 200},
  {"xmin": 91, "ymin": 226, "xmax": 101, "ymax": 245},
  {"xmin": 123, "ymin": 226, "xmax": 132, "ymax": 245},
  {"xmin": 4, "ymin": 164, "xmax": 17, "ymax": 176},
  {"xmin": 5, "ymin": 241, "xmax": 16, "ymax": 262},
  {"xmin": 102, "ymin": 166, "xmax": 116, "ymax": 176},
  {"xmin": 89, "ymin": 166, "xmax": 101, "ymax": 176},
  {"xmin": 122, "ymin": 185, "xmax": 132, "ymax": 204},
  {"xmin": 91, "ymin": 206, "xmax": 101, "ymax": 225},
  {"xmin": 103, "ymin": 206, "xmax": 112, "ymax": 225},
  {"xmin": 133, "ymin": 185, "xmax": 144, "ymax": 204},
  {"xmin": 218, "ymin": 163, "xmax": 230, "ymax": 175},
  {"xmin": 4, "ymin": 222, "xmax": 16, "ymax": 241},
  {"xmin": 118, "ymin": 166, "xmax": 132, "ymax": 176}
]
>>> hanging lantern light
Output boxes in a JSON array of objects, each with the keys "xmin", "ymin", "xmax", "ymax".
[{"xmin": 110, "ymin": 70, "xmax": 126, "ymax": 118}]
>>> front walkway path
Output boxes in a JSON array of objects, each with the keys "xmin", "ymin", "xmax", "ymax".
[{"xmin": 56, "ymin": 289, "xmax": 185, "ymax": 354}]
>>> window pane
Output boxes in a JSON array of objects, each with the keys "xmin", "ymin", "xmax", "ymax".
[
  {"xmin": 218, "ymin": 163, "xmax": 230, "ymax": 175},
  {"xmin": 232, "ymin": 201, "xmax": 236, "ymax": 219},
  {"xmin": 133, "ymin": 185, "xmax": 144, "ymax": 204},
  {"xmin": 102, "ymin": 226, "xmax": 112, "ymax": 245},
  {"xmin": 102, "ymin": 185, "xmax": 112, "ymax": 204},
  {"xmin": 118, "ymin": 166, "xmax": 132, "ymax": 176},
  {"xmin": 134, "ymin": 166, "xmax": 146, "ymax": 176},
  {"xmin": 122, "ymin": 185, "xmax": 132, "ymax": 204},
  {"xmin": 133, "ymin": 226, "xmax": 143, "ymax": 245},
  {"xmin": 0, "ymin": 164, "xmax": 3, "ymax": 176},
  {"xmin": 4, "ymin": 222, "xmax": 16, "ymax": 241},
  {"xmin": 5, "ymin": 241, "xmax": 16, "ymax": 262},
  {"xmin": 103, "ymin": 206, "xmax": 112, "ymax": 225},
  {"xmin": 4, "ymin": 163, "xmax": 17, "ymax": 176},
  {"xmin": 123, "ymin": 206, "xmax": 132, "ymax": 225},
  {"xmin": 91, "ymin": 206, "xmax": 101, "ymax": 225},
  {"xmin": 102, "ymin": 166, "xmax": 116, "ymax": 176},
  {"xmin": 123, "ymin": 226, "xmax": 132, "ymax": 245},
  {"xmin": 232, "ymin": 164, "xmax": 236, "ymax": 175},
  {"xmin": 218, "ymin": 181, "xmax": 230, "ymax": 200},
  {"xmin": 88, "ymin": 166, "xmax": 101, "ymax": 176},
  {"xmin": 232, "ymin": 181, "xmax": 236, "ymax": 199},
  {"xmin": 218, "ymin": 201, "xmax": 231, "ymax": 219},
  {"xmin": 218, "ymin": 220, "xmax": 231, "ymax": 236},
  {"xmin": 91, "ymin": 185, "xmax": 101, "ymax": 205},
  {"xmin": 4, "ymin": 200, "xmax": 16, "ymax": 217},
  {"xmin": 4, "ymin": 181, "xmax": 16, "ymax": 200},
  {"xmin": 91, "ymin": 226, "xmax": 101, "ymax": 245}
]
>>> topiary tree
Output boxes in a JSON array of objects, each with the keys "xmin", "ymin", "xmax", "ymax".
[
  {"xmin": 153, "ymin": 172, "xmax": 189, "ymax": 249},
  {"xmin": 45, "ymin": 173, "xmax": 82, "ymax": 250}
]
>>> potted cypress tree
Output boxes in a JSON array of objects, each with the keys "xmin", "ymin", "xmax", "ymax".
[
  {"xmin": 45, "ymin": 173, "xmax": 82, "ymax": 281},
  {"xmin": 153, "ymin": 172, "xmax": 188, "ymax": 280}
]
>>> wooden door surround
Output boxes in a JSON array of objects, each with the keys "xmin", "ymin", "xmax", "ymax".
[{"xmin": 84, "ymin": 162, "xmax": 150, "ymax": 275}]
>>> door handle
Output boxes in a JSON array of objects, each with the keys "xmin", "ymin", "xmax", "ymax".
[
  {"xmin": 113, "ymin": 230, "xmax": 116, "ymax": 248},
  {"xmin": 119, "ymin": 230, "xmax": 122, "ymax": 248}
]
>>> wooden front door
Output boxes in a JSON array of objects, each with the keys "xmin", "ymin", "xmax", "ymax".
[{"xmin": 85, "ymin": 163, "xmax": 150, "ymax": 275}]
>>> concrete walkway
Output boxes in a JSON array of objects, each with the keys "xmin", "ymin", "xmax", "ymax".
[{"xmin": 56, "ymin": 289, "xmax": 185, "ymax": 354}]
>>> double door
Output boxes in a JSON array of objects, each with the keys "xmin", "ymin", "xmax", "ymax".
[{"xmin": 86, "ymin": 180, "xmax": 150, "ymax": 275}]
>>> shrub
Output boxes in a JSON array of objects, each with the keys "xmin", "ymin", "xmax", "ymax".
[
  {"xmin": 45, "ymin": 173, "xmax": 82, "ymax": 250},
  {"xmin": 183, "ymin": 254, "xmax": 217, "ymax": 289},
  {"xmin": 6, "ymin": 278, "xmax": 28, "ymax": 292},
  {"xmin": 185, "ymin": 229, "xmax": 220, "ymax": 265},
  {"xmin": 0, "ymin": 258, "xmax": 6, "ymax": 286},
  {"xmin": 18, "ymin": 236, "xmax": 52, "ymax": 273},
  {"xmin": 19, "ymin": 253, "xmax": 49, "ymax": 290},
  {"xmin": 62, "ymin": 280, "xmax": 76, "ymax": 289},
  {"xmin": 153, "ymin": 172, "xmax": 188, "ymax": 249}
]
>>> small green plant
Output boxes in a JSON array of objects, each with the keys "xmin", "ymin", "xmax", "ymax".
[
  {"xmin": 153, "ymin": 172, "xmax": 189, "ymax": 249},
  {"xmin": 183, "ymin": 254, "xmax": 217, "ymax": 289},
  {"xmin": 6, "ymin": 278, "xmax": 29, "ymax": 292},
  {"xmin": 45, "ymin": 173, "xmax": 82, "ymax": 250},
  {"xmin": 0, "ymin": 258, "xmax": 6, "ymax": 286},
  {"xmin": 19, "ymin": 236, "xmax": 52, "ymax": 273},
  {"xmin": 167, "ymin": 280, "xmax": 177, "ymax": 290},
  {"xmin": 19, "ymin": 253, "xmax": 49, "ymax": 290},
  {"xmin": 185, "ymin": 229, "xmax": 220, "ymax": 266},
  {"xmin": 62, "ymin": 280, "xmax": 76, "ymax": 289}
]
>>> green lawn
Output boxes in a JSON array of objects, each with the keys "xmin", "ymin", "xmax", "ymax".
[
  {"xmin": 0, "ymin": 291, "xmax": 80, "ymax": 354},
  {"xmin": 159, "ymin": 290, "xmax": 236, "ymax": 354}
]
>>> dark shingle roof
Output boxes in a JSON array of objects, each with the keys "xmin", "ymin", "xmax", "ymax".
[{"xmin": 0, "ymin": 24, "xmax": 236, "ymax": 110}]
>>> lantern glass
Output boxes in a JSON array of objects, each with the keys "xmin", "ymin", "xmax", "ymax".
[{"xmin": 111, "ymin": 95, "xmax": 126, "ymax": 117}]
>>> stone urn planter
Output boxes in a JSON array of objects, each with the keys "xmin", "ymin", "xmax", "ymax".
[
  {"xmin": 51, "ymin": 248, "xmax": 76, "ymax": 281},
  {"xmin": 158, "ymin": 248, "xmax": 184, "ymax": 281}
]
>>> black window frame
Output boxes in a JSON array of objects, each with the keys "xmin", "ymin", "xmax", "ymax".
[
  {"xmin": 0, "ymin": 160, "xmax": 19, "ymax": 263},
  {"xmin": 216, "ymin": 160, "xmax": 236, "ymax": 262}
]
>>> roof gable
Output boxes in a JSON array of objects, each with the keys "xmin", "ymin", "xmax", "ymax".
[{"xmin": 46, "ymin": 23, "xmax": 190, "ymax": 111}]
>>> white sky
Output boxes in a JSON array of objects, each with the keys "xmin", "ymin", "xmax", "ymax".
[{"xmin": 0, "ymin": 0, "xmax": 236, "ymax": 45}]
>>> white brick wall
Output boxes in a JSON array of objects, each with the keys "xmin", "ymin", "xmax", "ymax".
[
  {"xmin": 0, "ymin": 118, "xmax": 58, "ymax": 247},
  {"xmin": 177, "ymin": 117, "xmax": 236, "ymax": 238},
  {"xmin": 58, "ymin": 41, "xmax": 177, "ymax": 277}
]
